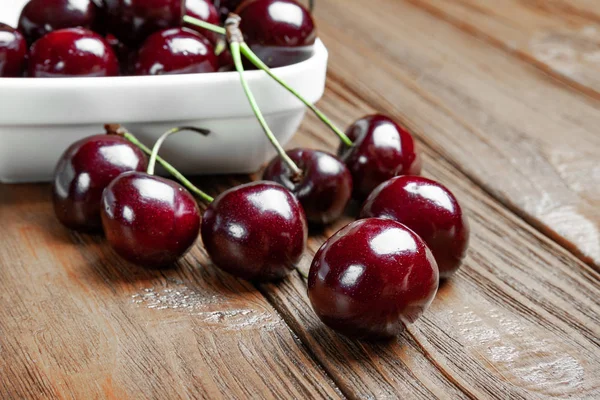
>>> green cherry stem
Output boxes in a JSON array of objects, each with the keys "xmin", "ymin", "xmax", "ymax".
[
  {"xmin": 239, "ymin": 43, "xmax": 353, "ymax": 147},
  {"xmin": 227, "ymin": 17, "xmax": 303, "ymax": 179},
  {"xmin": 110, "ymin": 125, "xmax": 215, "ymax": 204},
  {"xmin": 183, "ymin": 15, "xmax": 226, "ymax": 35}
]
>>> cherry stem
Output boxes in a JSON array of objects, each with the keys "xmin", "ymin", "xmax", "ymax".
[
  {"xmin": 116, "ymin": 128, "xmax": 215, "ymax": 204},
  {"xmin": 239, "ymin": 43, "xmax": 353, "ymax": 147},
  {"xmin": 227, "ymin": 17, "xmax": 303, "ymax": 180},
  {"xmin": 296, "ymin": 267, "xmax": 309, "ymax": 280},
  {"xmin": 182, "ymin": 15, "xmax": 353, "ymax": 148},
  {"xmin": 309, "ymin": 0, "xmax": 314, "ymax": 12}
]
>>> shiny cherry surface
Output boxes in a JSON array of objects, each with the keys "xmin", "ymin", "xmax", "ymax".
[
  {"xmin": 201, "ymin": 181, "xmax": 307, "ymax": 281},
  {"xmin": 101, "ymin": 172, "xmax": 201, "ymax": 268},
  {"xmin": 236, "ymin": 0, "xmax": 316, "ymax": 67},
  {"xmin": 185, "ymin": 0, "xmax": 221, "ymax": 43},
  {"xmin": 0, "ymin": 23, "xmax": 27, "ymax": 77},
  {"xmin": 263, "ymin": 148, "xmax": 352, "ymax": 225},
  {"xmin": 53, "ymin": 134, "xmax": 148, "ymax": 231},
  {"xmin": 104, "ymin": 0, "xmax": 184, "ymax": 46},
  {"xmin": 339, "ymin": 114, "xmax": 421, "ymax": 199},
  {"xmin": 18, "ymin": 0, "xmax": 99, "ymax": 44},
  {"xmin": 135, "ymin": 28, "xmax": 217, "ymax": 75},
  {"xmin": 360, "ymin": 176, "xmax": 469, "ymax": 278},
  {"xmin": 28, "ymin": 28, "xmax": 119, "ymax": 77},
  {"xmin": 308, "ymin": 218, "xmax": 439, "ymax": 340}
]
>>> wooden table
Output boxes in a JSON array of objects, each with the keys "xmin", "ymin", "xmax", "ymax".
[{"xmin": 1, "ymin": 0, "xmax": 599, "ymax": 398}]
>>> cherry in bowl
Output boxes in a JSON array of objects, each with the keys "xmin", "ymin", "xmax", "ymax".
[
  {"xmin": 28, "ymin": 28, "xmax": 119, "ymax": 77},
  {"xmin": 185, "ymin": 0, "xmax": 221, "ymax": 43},
  {"xmin": 236, "ymin": 0, "xmax": 317, "ymax": 68},
  {"xmin": 101, "ymin": 172, "xmax": 201, "ymax": 268},
  {"xmin": 360, "ymin": 176, "xmax": 469, "ymax": 278},
  {"xmin": 339, "ymin": 114, "xmax": 421, "ymax": 200},
  {"xmin": 18, "ymin": 0, "xmax": 100, "ymax": 44},
  {"xmin": 263, "ymin": 148, "xmax": 352, "ymax": 225},
  {"xmin": 308, "ymin": 218, "xmax": 439, "ymax": 340},
  {"xmin": 53, "ymin": 134, "xmax": 148, "ymax": 231},
  {"xmin": 0, "ymin": 23, "xmax": 27, "ymax": 77},
  {"xmin": 201, "ymin": 181, "xmax": 307, "ymax": 281},
  {"xmin": 135, "ymin": 27, "xmax": 218, "ymax": 75}
]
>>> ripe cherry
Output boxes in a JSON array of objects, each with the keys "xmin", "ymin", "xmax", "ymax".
[
  {"xmin": 101, "ymin": 172, "xmax": 201, "ymax": 268},
  {"xmin": 28, "ymin": 28, "xmax": 119, "ymax": 77},
  {"xmin": 185, "ymin": 0, "xmax": 221, "ymax": 43},
  {"xmin": 104, "ymin": 0, "xmax": 185, "ymax": 46},
  {"xmin": 263, "ymin": 148, "xmax": 352, "ymax": 225},
  {"xmin": 53, "ymin": 133, "xmax": 148, "ymax": 231},
  {"xmin": 338, "ymin": 114, "xmax": 421, "ymax": 199},
  {"xmin": 134, "ymin": 28, "xmax": 218, "ymax": 75},
  {"xmin": 236, "ymin": 0, "xmax": 317, "ymax": 67},
  {"xmin": 201, "ymin": 181, "xmax": 307, "ymax": 281},
  {"xmin": 0, "ymin": 23, "xmax": 27, "ymax": 77},
  {"xmin": 360, "ymin": 176, "xmax": 469, "ymax": 278},
  {"xmin": 18, "ymin": 0, "xmax": 100, "ymax": 44},
  {"xmin": 308, "ymin": 218, "xmax": 439, "ymax": 340}
]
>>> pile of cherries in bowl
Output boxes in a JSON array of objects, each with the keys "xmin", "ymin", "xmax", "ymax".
[
  {"xmin": 0, "ymin": 0, "xmax": 316, "ymax": 77},
  {"xmin": 6, "ymin": 0, "xmax": 471, "ymax": 341}
]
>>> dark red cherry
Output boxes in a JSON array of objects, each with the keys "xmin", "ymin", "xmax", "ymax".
[
  {"xmin": 134, "ymin": 28, "xmax": 218, "ymax": 75},
  {"xmin": 104, "ymin": 0, "xmax": 185, "ymax": 46},
  {"xmin": 53, "ymin": 134, "xmax": 148, "ymax": 231},
  {"xmin": 360, "ymin": 176, "xmax": 469, "ymax": 278},
  {"xmin": 0, "ymin": 23, "xmax": 27, "ymax": 77},
  {"xmin": 338, "ymin": 114, "xmax": 422, "ymax": 200},
  {"xmin": 101, "ymin": 172, "xmax": 201, "ymax": 268},
  {"xmin": 308, "ymin": 218, "xmax": 439, "ymax": 340},
  {"xmin": 185, "ymin": 0, "xmax": 221, "ymax": 43},
  {"xmin": 28, "ymin": 28, "xmax": 119, "ymax": 77},
  {"xmin": 236, "ymin": 0, "xmax": 317, "ymax": 67},
  {"xmin": 18, "ymin": 0, "xmax": 100, "ymax": 44},
  {"xmin": 263, "ymin": 148, "xmax": 352, "ymax": 225},
  {"xmin": 201, "ymin": 181, "xmax": 307, "ymax": 281}
]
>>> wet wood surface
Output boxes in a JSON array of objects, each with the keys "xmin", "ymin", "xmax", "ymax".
[{"xmin": 1, "ymin": 0, "xmax": 599, "ymax": 399}]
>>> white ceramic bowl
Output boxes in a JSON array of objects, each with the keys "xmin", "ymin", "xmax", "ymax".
[{"xmin": 0, "ymin": 0, "xmax": 327, "ymax": 183}]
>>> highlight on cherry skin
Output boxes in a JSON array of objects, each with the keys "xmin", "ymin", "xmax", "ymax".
[
  {"xmin": 201, "ymin": 181, "xmax": 308, "ymax": 281},
  {"xmin": 101, "ymin": 171, "xmax": 201, "ymax": 268},
  {"xmin": 262, "ymin": 148, "xmax": 352, "ymax": 225},
  {"xmin": 28, "ymin": 27, "xmax": 119, "ymax": 77},
  {"xmin": 0, "ymin": 23, "xmax": 27, "ymax": 77},
  {"xmin": 307, "ymin": 217, "xmax": 439, "ymax": 340},
  {"xmin": 134, "ymin": 27, "xmax": 218, "ymax": 75},
  {"xmin": 339, "ymin": 114, "xmax": 422, "ymax": 200},
  {"xmin": 52, "ymin": 133, "xmax": 148, "ymax": 231},
  {"xmin": 360, "ymin": 175, "xmax": 470, "ymax": 279}
]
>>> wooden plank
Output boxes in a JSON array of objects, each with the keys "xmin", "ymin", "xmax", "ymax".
[
  {"xmin": 0, "ymin": 185, "xmax": 343, "ymax": 399},
  {"xmin": 255, "ymin": 101, "xmax": 600, "ymax": 398},
  {"xmin": 314, "ymin": 0, "xmax": 600, "ymax": 267},
  {"xmin": 404, "ymin": 0, "xmax": 600, "ymax": 99}
]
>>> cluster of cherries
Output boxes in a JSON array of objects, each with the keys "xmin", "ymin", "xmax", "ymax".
[
  {"xmin": 33, "ymin": 0, "xmax": 469, "ymax": 341},
  {"xmin": 0, "ymin": 0, "xmax": 315, "ymax": 77}
]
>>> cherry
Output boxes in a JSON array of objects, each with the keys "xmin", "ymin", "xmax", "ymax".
[
  {"xmin": 338, "ymin": 114, "xmax": 421, "ymax": 200},
  {"xmin": 134, "ymin": 27, "xmax": 218, "ymax": 75},
  {"xmin": 263, "ymin": 148, "xmax": 352, "ymax": 224},
  {"xmin": 201, "ymin": 181, "xmax": 307, "ymax": 281},
  {"xmin": 308, "ymin": 218, "xmax": 439, "ymax": 340},
  {"xmin": 360, "ymin": 176, "xmax": 469, "ymax": 278},
  {"xmin": 53, "ymin": 134, "xmax": 148, "ymax": 231},
  {"xmin": 101, "ymin": 172, "xmax": 201, "ymax": 268},
  {"xmin": 18, "ymin": 0, "xmax": 100, "ymax": 44},
  {"xmin": 28, "ymin": 28, "xmax": 119, "ymax": 77},
  {"xmin": 0, "ymin": 23, "xmax": 27, "ymax": 77},
  {"xmin": 236, "ymin": 0, "xmax": 317, "ymax": 67},
  {"xmin": 104, "ymin": 0, "xmax": 185, "ymax": 46},
  {"xmin": 213, "ymin": 0, "xmax": 244, "ymax": 21},
  {"xmin": 185, "ymin": 0, "xmax": 221, "ymax": 43}
]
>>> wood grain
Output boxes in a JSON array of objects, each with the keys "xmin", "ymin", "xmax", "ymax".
[
  {"xmin": 405, "ymin": 0, "xmax": 600, "ymax": 99},
  {"xmin": 0, "ymin": 185, "xmax": 343, "ymax": 399},
  {"xmin": 314, "ymin": 0, "xmax": 600, "ymax": 267}
]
